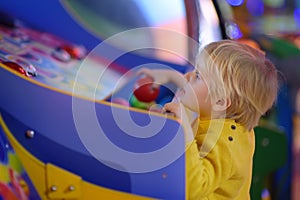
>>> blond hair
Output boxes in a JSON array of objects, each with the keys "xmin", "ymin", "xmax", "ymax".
[{"xmin": 196, "ymin": 40, "xmax": 278, "ymax": 130}]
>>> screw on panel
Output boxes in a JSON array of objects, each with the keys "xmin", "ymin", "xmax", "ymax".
[
  {"xmin": 50, "ymin": 185, "xmax": 57, "ymax": 192},
  {"xmin": 68, "ymin": 185, "xmax": 75, "ymax": 191},
  {"xmin": 162, "ymin": 173, "xmax": 167, "ymax": 179},
  {"xmin": 26, "ymin": 130, "xmax": 35, "ymax": 138}
]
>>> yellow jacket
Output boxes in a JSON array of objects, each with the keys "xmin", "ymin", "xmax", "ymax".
[{"xmin": 186, "ymin": 119, "xmax": 255, "ymax": 199}]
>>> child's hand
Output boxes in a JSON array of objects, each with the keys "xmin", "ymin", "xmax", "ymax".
[
  {"xmin": 137, "ymin": 68, "xmax": 187, "ymax": 88},
  {"xmin": 163, "ymin": 102, "xmax": 181, "ymax": 119},
  {"xmin": 137, "ymin": 68, "xmax": 171, "ymax": 87},
  {"xmin": 163, "ymin": 102, "xmax": 194, "ymax": 143}
]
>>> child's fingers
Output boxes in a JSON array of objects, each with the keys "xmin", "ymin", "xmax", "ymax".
[
  {"xmin": 163, "ymin": 102, "xmax": 180, "ymax": 117},
  {"xmin": 136, "ymin": 68, "xmax": 161, "ymax": 88},
  {"xmin": 136, "ymin": 68, "xmax": 152, "ymax": 77}
]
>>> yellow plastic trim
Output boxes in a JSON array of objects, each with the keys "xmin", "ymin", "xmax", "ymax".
[
  {"xmin": 0, "ymin": 114, "xmax": 154, "ymax": 199},
  {"xmin": 46, "ymin": 163, "xmax": 82, "ymax": 199}
]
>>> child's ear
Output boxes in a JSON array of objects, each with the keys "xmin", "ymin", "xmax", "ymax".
[{"xmin": 212, "ymin": 98, "xmax": 231, "ymax": 112}]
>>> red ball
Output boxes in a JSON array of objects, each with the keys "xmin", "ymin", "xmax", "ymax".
[{"xmin": 133, "ymin": 76, "xmax": 160, "ymax": 102}]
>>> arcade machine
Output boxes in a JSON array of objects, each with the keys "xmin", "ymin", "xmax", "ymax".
[{"xmin": 0, "ymin": 0, "xmax": 229, "ymax": 199}]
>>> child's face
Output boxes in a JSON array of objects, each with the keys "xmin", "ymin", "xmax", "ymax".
[{"xmin": 180, "ymin": 70, "xmax": 212, "ymax": 120}]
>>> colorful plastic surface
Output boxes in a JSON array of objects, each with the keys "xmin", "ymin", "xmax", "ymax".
[
  {"xmin": 0, "ymin": 19, "xmax": 186, "ymax": 199},
  {"xmin": 0, "ymin": 126, "xmax": 40, "ymax": 200}
]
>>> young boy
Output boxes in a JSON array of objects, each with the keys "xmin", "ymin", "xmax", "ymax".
[{"xmin": 138, "ymin": 40, "xmax": 278, "ymax": 199}]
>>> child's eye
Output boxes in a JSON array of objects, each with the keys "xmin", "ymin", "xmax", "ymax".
[{"xmin": 195, "ymin": 71, "xmax": 201, "ymax": 79}]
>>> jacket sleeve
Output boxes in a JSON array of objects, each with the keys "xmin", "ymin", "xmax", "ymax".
[{"xmin": 185, "ymin": 138, "xmax": 233, "ymax": 199}]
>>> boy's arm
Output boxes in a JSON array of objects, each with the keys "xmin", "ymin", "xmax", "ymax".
[
  {"xmin": 137, "ymin": 68, "xmax": 187, "ymax": 88},
  {"xmin": 185, "ymin": 139, "xmax": 233, "ymax": 199}
]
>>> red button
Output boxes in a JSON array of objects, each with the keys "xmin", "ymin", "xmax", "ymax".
[
  {"xmin": 60, "ymin": 45, "xmax": 86, "ymax": 59},
  {"xmin": 2, "ymin": 61, "xmax": 27, "ymax": 76}
]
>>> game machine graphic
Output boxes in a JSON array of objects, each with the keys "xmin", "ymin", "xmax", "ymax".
[{"xmin": 0, "ymin": 0, "xmax": 236, "ymax": 199}]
